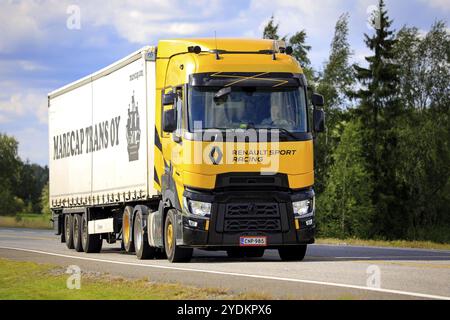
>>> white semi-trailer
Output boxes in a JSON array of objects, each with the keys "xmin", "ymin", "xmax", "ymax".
[{"xmin": 49, "ymin": 47, "xmax": 160, "ymax": 253}]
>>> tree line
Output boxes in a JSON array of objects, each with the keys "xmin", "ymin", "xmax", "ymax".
[
  {"xmin": 0, "ymin": 133, "xmax": 49, "ymax": 216},
  {"xmin": 263, "ymin": 0, "xmax": 450, "ymax": 242}
]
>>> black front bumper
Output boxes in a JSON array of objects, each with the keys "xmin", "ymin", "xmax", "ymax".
[{"xmin": 178, "ymin": 188, "xmax": 315, "ymax": 249}]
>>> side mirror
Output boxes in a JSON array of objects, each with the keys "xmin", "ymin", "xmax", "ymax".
[
  {"xmin": 162, "ymin": 92, "xmax": 175, "ymax": 106},
  {"xmin": 313, "ymin": 109, "xmax": 326, "ymax": 133},
  {"xmin": 163, "ymin": 109, "xmax": 177, "ymax": 133},
  {"xmin": 312, "ymin": 93, "xmax": 324, "ymax": 107}
]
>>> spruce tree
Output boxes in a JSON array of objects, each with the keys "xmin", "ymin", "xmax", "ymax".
[
  {"xmin": 263, "ymin": 15, "xmax": 280, "ymax": 40},
  {"xmin": 353, "ymin": 0, "xmax": 402, "ymax": 237}
]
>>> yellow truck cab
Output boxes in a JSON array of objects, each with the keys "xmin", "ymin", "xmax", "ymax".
[
  {"xmin": 154, "ymin": 38, "xmax": 325, "ymax": 262},
  {"xmin": 49, "ymin": 38, "xmax": 325, "ymax": 263}
]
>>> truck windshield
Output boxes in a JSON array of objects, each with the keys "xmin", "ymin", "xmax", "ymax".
[{"xmin": 187, "ymin": 86, "xmax": 308, "ymax": 133}]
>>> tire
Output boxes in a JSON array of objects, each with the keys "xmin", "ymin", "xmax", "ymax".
[
  {"xmin": 155, "ymin": 249, "xmax": 167, "ymax": 260},
  {"xmin": 278, "ymin": 245, "xmax": 307, "ymax": 261},
  {"xmin": 133, "ymin": 208, "xmax": 156, "ymax": 260},
  {"xmin": 60, "ymin": 216, "xmax": 66, "ymax": 243},
  {"xmin": 121, "ymin": 206, "xmax": 135, "ymax": 253},
  {"xmin": 81, "ymin": 213, "xmax": 102, "ymax": 253},
  {"xmin": 64, "ymin": 214, "xmax": 74, "ymax": 249},
  {"xmin": 73, "ymin": 214, "xmax": 83, "ymax": 252},
  {"xmin": 164, "ymin": 209, "xmax": 193, "ymax": 263}
]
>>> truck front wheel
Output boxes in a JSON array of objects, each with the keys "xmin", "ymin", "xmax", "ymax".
[
  {"xmin": 64, "ymin": 214, "xmax": 74, "ymax": 249},
  {"xmin": 278, "ymin": 245, "xmax": 307, "ymax": 261},
  {"xmin": 164, "ymin": 209, "xmax": 192, "ymax": 263}
]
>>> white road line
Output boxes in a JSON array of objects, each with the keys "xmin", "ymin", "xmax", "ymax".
[
  {"xmin": 1, "ymin": 246, "xmax": 449, "ymax": 300},
  {"xmin": 334, "ymin": 256, "xmax": 450, "ymax": 259}
]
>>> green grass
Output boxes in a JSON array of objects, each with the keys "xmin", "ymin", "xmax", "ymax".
[
  {"xmin": 0, "ymin": 258, "xmax": 271, "ymax": 300},
  {"xmin": 0, "ymin": 214, "xmax": 52, "ymax": 229},
  {"xmin": 316, "ymin": 238, "xmax": 450, "ymax": 251}
]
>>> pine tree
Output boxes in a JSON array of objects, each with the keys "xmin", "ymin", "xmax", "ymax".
[
  {"xmin": 353, "ymin": 0, "xmax": 402, "ymax": 237},
  {"xmin": 289, "ymin": 30, "xmax": 311, "ymax": 66},
  {"xmin": 263, "ymin": 15, "xmax": 280, "ymax": 40}
]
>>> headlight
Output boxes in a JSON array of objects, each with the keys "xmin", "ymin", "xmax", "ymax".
[
  {"xmin": 183, "ymin": 198, "xmax": 211, "ymax": 217},
  {"xmin": 292, "ymin": 198, "xmax": 315, "ymax": 218}
]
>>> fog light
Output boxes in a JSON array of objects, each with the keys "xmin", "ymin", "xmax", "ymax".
[{"xmin": 188, "ymin": 220, "xmax": 198, "ymax": 228}]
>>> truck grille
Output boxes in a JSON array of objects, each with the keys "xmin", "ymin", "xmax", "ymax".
[
  {"xmin": 223, "ymin": 203, "xmax": 281, "ymax": 232},
  {"xmin": 224, "ymin": 219, "xmax": 281, "ymax": 232},
  {"xmin": 225, "ymin": 203, "xmax": 280, "ymax": 218}
]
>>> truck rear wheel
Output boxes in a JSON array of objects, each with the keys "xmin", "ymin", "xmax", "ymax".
[
  {"xmin": 121, "ymin": 206, "xmax": 135, "ymax": 253},
  {"xmin": 73, "ymin": 214, "xmax": 83, "ymax": 252},
  {"xmin": 133, "ymin": 210, "xmax": 156, "ymax": 260},
  {"xmin": 64, "ymin": 214, "xmax": 74, "ymax": 249},
  {"xmin": 278, "ymin": 245, "xmax": 307, "ymax": 261},
  {"xmin": 81, "ymin": 213, "xmax": 102, "ymax": 253},
  {"xmin": 164, "ymin": 209, "xmax": 192, "ymax": 263}
]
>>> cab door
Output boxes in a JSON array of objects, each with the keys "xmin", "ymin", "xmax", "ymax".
[{"xmin": 161, "ymin": 86, "xmax": 185, "ymax": 211}]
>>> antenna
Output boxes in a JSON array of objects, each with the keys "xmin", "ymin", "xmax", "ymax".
[
  {"xmin": 272, "ymin": 40, "xmax": 277, "ymax": 60},
  {"xmin": 214, "ymin": 31, "xmax": 220, "ymax": 60}
]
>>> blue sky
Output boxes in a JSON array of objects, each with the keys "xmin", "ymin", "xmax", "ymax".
[{"xmin": 0, "ymin": 0, "xmax": 448, "ymax": 166}]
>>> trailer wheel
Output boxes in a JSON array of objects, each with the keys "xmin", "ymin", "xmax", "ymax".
[
  {"xmin": 133, "ymin": 210, "xmax": 156, "ymax": 260},
  {"xmin": 164, "ymin": 209, "xmax": 192, "ymax": 263},
  {"xmin": 73, "ymin": 214, "xmax": 83, "ymax": 252},
  {"xmin": 121, "ymin": 206, "xmax": 135, "ymax": 253},
  {"xmin": 278, "ymin": 245, "xmax": 307, "ymax": 261},
  {"xmin": 81, "ymin": 213, "xmax": 102, "ymax": 253},
  {"xmin": 64, "ymin": 214, "xmax": 74, "ymax": 249}
]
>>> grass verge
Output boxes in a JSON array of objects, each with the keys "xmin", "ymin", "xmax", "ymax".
[
  {"xmin": 0, "ymin": 258, "xmax": 271, "ymax": 300},
  {"xmin": 316, "ymin": 238, "xmax": 450, "ymax": 251},
  {"xmin": 0, "ymin": 215, "xmax": 52, "ymax": 229}
]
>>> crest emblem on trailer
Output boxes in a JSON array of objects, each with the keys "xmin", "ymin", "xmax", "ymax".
[{"xmin": 126, "ymin": 92, "xmax": 141, "ymax": 162}]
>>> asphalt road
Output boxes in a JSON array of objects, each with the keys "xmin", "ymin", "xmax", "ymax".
[{"xmin": 1, "ymin": 227, "xmax": 449, "ymax": 300}]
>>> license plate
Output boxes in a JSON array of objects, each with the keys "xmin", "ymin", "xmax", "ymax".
[{"xmin": 239, "ymin": 236, "xmax": 267, "ymax": 247}]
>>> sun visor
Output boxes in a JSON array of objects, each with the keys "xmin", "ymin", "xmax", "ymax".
[{"xmin": 189, "ymin": 72, "xmax": 304, "ymax": 88}]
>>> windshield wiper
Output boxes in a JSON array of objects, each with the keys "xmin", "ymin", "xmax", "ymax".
[
  {"xmin": 214, "ymin": 87, "xmax": 232, "ymax": 101},
  {"xmin": 259, "ymin": 128, "xmax": 298, "ymax": 140}
]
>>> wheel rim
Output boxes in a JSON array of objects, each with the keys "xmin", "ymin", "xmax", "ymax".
[
  {"xmin": 123, "ymin": 213, "xmax": 130, "ymax": 245},
  {"xmin": 166, "ymin": 223, "xmax": 173, "ymax": 251},
  {"xmin": 135, "ymin": 217, "xmax": 142, "ymax": 252}
]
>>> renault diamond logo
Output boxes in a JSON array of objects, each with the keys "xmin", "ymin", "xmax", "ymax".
[{"xmin": 209, "ymin": 147, "xmax": 223, "ymax": 165}]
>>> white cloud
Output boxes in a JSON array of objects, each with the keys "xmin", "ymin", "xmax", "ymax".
[
  {"xmin": 419, "ymin": 0, "xmax": 450, "ymax": 12},
  {"xmin": 0, "ymin": 89, "xmax": 48, "ymax": 124},
  {"xmin": 13, "ymin": 126, "xmax": 49, "ymax": 165}
]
